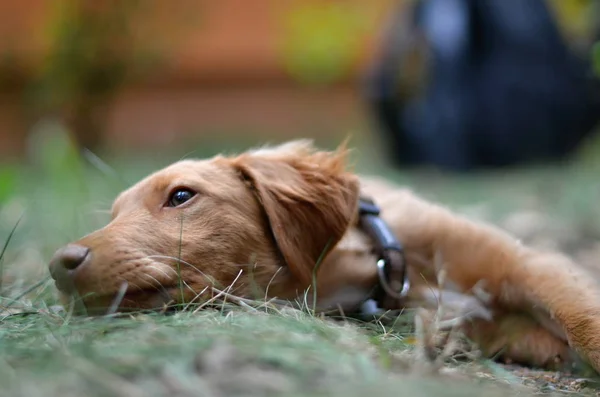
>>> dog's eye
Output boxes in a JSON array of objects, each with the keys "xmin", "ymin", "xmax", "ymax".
[{"xmin": 167, "ymin": 189, "xmax": 196, "ymax": 207}]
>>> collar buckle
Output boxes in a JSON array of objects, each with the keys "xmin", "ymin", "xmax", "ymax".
[{"xmin": 358, "ymin": 197, "xmax": 411, "ymax": 307}]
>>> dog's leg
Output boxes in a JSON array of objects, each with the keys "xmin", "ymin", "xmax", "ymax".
[
  {"xmin": 464, "ymin": 312, "xmax": 576, "ymax": 370},
  {"xmin": 406, "ymin": 284, "xmax": 575, "ymax": 369},
  {"xmin": 432, "ymin": 227, "xmax": 600, "ymax": 370},
  {"xmin": 502, "ymin": 250, "xmax": 600, "ymax": 371},
  {"xmin": 379, "ymin": 190, "xmax": 600, "ymax": 371},
  {"xmin": 435, "ymin": 226, "xmax": 600, "ymax": 371}
]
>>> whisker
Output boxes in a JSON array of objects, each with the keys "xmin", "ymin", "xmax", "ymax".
[
  {"xmin": 142, "ymin": 256, "xmax": 252, "ymax": 309},
  {"xmin": 126, "ymin": 280, "xmax": 147, "ymax": 293},
  {"xmin": 145, "ymin": 255, "xmax": 212, "ymax": 280},
  {"xmin": 178, "ymin": 149, "xmax": 198, "ymax": 162},
  {"xmin": 145, "ymin": 258, "xmax": 221, "ymax": 293},
  {"xmin": 145, "ymin": 264, "xmax": 176, "ymax": 280},
  {"xmin": 82, "ymin": 147, "xmax": 126, "ymax": 185},
  {"xmin": 143, "ymin": 260, "xmax": 221, "ymax": 309},
  {"xmin": 141, "ymin": 273, "xmax": 165, "ymax": 291}
]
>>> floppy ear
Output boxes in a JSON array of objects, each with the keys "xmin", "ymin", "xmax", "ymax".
[{"xmin": 230, "ymin": 141, "xmax": 360, "ymax": 287}]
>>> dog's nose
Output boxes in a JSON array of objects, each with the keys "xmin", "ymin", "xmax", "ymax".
[
  {"xmin": 51, "ymin": 244, "xmax": 90, "ymax": 271},
  {"xmin": 49, "ymin": 243, "xmax": 90, "ymax": 277},
  {"xmin": 49, "ymin": 244, "xmax": 91, "ymax": 293}
]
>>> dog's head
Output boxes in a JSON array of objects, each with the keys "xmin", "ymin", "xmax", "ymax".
[{"xmin": 49, "ymin": 140, "xmax": 360, "ymax": 313}]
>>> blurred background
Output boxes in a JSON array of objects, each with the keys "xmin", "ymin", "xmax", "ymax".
[
  {"xmin": 0, "ymin": 0, "xmax": 402, "ymax": 162},
  {"xmin": 2, "ymin": 0, "xmax": 600, "ymax": 297},
  {"xmin": 0, "ymin": 0, "xmax": 597, "ymax": 167}
]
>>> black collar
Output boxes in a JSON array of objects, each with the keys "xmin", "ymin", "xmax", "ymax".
[{"xmin": 357, "ymin": 197, "xmax": 410, "ymax": 310}]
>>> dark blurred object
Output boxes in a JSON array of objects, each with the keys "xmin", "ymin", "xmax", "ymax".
[{"xmin": 365, "ymin": 0, "xmax": 600, "ymax": 171}]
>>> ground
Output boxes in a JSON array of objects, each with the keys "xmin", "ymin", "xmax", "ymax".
[{"xmin": 3, "ymin": 131, "xmax": 600, "ymax": 396}]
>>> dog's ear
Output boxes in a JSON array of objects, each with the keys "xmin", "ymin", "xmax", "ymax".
[{"xmin": 230, "ymin": 141, "xmax": 360, "ymax": 287}]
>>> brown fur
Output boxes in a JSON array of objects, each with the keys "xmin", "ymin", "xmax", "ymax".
[{"xmin": 49, "ymin": 140, "xmax": 600, "ymax": 373}]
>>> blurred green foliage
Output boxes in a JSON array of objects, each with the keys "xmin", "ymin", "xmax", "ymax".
[
  {"xmin": 26, "ymin": 0, "xmax": 187, "ymax": 151},
  {"xmin": 25, "ymin": 0, "xmax": 138, "ymax": 151},
  {"xmin": 2, "ymin": 123, "xmax": 90, "ymax": 250},
  {"xmin": 27, "ymin": 121, "xmax": 86, "ymax": 191},
  {"xmin": 34, "ymin": 1, "xmax": 135, "ymax": 110},
  {"xmin": 280, "ymin": 3, "xmax": 372, "ymax": 85},
  {"xmin": 0, "ymin": 167, "xmax": 17, "ymax": 205}
]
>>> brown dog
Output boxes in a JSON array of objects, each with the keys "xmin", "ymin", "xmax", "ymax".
[{"xmin": 49, "ymin": 140, "xmax": 600, "ymax": 372}]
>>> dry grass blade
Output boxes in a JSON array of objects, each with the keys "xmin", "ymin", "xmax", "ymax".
[
  {"xmin": 105, "ymin": 282, "xmax": 129, "ymax": 316},
  {"xmin": 0, "ymin": 212, "xmax": 25, "ymax": 294},
  {"xmin": 2, "ymin": 276, "xmax": 52, "ymax": 311}
]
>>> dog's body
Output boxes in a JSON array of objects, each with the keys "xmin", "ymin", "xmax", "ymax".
[{"xmin": 49, "ymin": 140, "xmax": 600, "ymax": 373}]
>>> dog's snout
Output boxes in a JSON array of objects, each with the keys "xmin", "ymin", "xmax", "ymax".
[
  {"xmin": 52, "ymin": 244, "xmax": 91, "ymax": 270},
  {"xmin": 49, "ymin": 244, "xmax": 91, "ymax": 294}
]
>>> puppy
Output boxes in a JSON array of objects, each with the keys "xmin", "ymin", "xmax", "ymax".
[{"xmin": 49, "ymin": 140, "xmax": 600, "ymax": 373}]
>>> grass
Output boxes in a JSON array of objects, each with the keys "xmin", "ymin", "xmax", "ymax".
[
  {"xmin": 3, "ymin": 129, "xmax": 600, "ymax": 396},
  {"xmin": 0, "ymin": 306, "xmax": 526, "ymax": 397}
]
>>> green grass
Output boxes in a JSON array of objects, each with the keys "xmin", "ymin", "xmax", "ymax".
[
  {"xmin": 3, "ymin": 129, "xmax": 600, "ymax": 396},
  {"xmin": 0, "ymin": 306, "xmax": 528, "ymax": 397}
]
